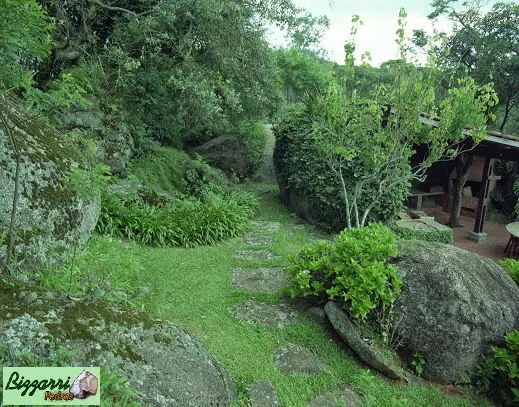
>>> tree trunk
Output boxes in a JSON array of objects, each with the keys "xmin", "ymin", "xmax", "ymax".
[
  {"xmin": 499, "ymin": 98, "xmax": 512, "ymax": 133},
  {"xmin": 448, "ymin": 155, "xmax": 476, "ymax": 228},
  {"xmin": 338, "ymin": 166, "xmax": 352, "ymax": 229}
]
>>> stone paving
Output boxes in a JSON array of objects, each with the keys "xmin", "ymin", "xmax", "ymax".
[
  {"xmin": 230, "ymin": 220, "xmax": 332, "ymax": 405},
  {"xmin": 230, "ymin": 267, "xmax": 289, "ymax": 293}
]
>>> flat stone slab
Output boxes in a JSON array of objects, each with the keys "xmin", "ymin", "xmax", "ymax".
[
  {"xmin": 307, "ymin": 387, "xmax": 362, "ymax": 407},
  {"xmin": 234, "ymin": 250, "xmax": 279, "ymax": 260},
  {"xmin": 231, "ymin": 301, "xmax": 298, "ymax": 328},
  {"xmin": 250, "ymin": 379, "xmax": 281, "ymax": 407},
  {"xmin": 244, "ymin": 233, "xmax": 275, "ymax": 246},
  {"xmin": 230, "ymin": 268, "xmax": 289, "ymax": 293},
  {"xmin": 249, "ymin": 221, "xmax": 281, "ymax": 234},
  {"xmin": 273, "ymin": 343, "xmax": 328, "ymax": 375}
]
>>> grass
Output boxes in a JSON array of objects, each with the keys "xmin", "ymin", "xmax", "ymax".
[{"xmin": 74, "ymin": 182, "xmax": 490, "ymax": 406}]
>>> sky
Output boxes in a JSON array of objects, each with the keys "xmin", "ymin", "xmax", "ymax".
[{"xmin": 266, "ymin": 0, "xmax": 496, "ymax": 66}]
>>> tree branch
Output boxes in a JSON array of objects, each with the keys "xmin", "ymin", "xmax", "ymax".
[{"xmin": 89, "ymin": 0, "xmax": 160, "ymax": 17}]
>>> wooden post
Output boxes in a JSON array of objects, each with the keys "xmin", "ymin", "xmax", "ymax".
[{"xmin": 473, "ymin": 157, "xmax": 494, "ymax": 234}]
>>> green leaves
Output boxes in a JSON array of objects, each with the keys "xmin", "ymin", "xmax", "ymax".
[
  {"xmin": 288, "ymin": 223, "xmax": 402, "ymax": 320},
  {"xmin": 0, "ymin": 0, "xmax": 53, "ymax": 90}
]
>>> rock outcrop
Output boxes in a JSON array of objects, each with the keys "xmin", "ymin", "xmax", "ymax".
[
  {"xmin": 393, "ymin": 240, "xmax": 519, "ymax": 383},
  {"xmin": 0, "ymin": 104, "xmax": 100, "ymax": 265},
  {"xmin": 0, "ymin": 277, "xmax": 236, "ymax": 406},
  {"xmin": 193, "ymin": 134, "xmax": 252, "ymax": 178},
  {"xmin": 324, "ymin": 302, "xmax": 406, "ymax": 381}
]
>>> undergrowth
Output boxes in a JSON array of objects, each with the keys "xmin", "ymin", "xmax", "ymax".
[{"xmin": 98, "ymin": 152, "xmax": 259, "ymax": 247}]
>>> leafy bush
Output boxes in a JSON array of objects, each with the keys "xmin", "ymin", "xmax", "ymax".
[
  {"xmin": 288, "ymin": 223, "xmax": 402, "ymax": 320},
  {"xmin": 181, "ymin": 155, "xmax": 232, "ymax": 198},
  {"xmin": 234, "ymin": 121, "xmax": 268, "ymax": 176},
  {"xmin": 389, "ymin": 223, "xmax": 453, "ymax": 244},
  {"xmin": 499, "ymin": 259, "xmax": 519, "ymax": 285},
  {"xmin": 129, "ymin": 146, "xmax": 191, "ymax": 195},
  {"xmin": 464, "ymin": 330, "xmax": 519, "ymax": 405},
  {"xmin": 273, "ymin": 107, "xmax": 409, "ymax": 231}
]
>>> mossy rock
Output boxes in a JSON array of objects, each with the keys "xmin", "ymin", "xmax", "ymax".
[
  {"xmin": 0, "ymin": 276, "xmax": 236, "ymax": 406},
  {"xmin": 0, "ymin": 103, "xmax": 100, "ymax": 265}
]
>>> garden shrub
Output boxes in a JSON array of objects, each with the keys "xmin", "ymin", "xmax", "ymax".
[
  {"xmin": 499, "ymin": 259, "xmax": 519, "ymax": 285},
  {"xmin": 389, "ymin": 223, "xmax": 453, "ymax": 244},
  {"xmin": 288, "ymin": 223, "xmax": 402, "ymax": 320},
  {"xmin": 464, "ymin": 330, "xmax": 519, "ymax": 405},
  {"xmin": 128, "ymin": 146, "xmax": 191, "ymax": 195},
  {"xmin": 273, "ymin": 107, "xmax": 409, "ymax": 231},
  {"xmin": 233, "ymin": 121, "xmax": 268, "ymax": 176},
  {"xmin": 103, "ymin": 147, "xmax": 258, "ymax": 247}
]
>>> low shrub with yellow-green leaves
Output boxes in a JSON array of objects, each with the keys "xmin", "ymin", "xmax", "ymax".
[{"xmin": 288, "ymin": 223, "xmax": 402, "ymax": 320}]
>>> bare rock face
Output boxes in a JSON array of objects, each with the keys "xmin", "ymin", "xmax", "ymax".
[
  {"xmin": 0, "ymin": 104, "xmax": 100, "ymax": 266},
  {"xmin": 393, "ymin": 240, "xmax": 519, "ymax": 383},
  {"xmin": 0, "ymin": 277, "xmax": 236, "ymax": 406}
]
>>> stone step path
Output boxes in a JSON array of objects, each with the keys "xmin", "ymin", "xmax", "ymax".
[
  {"xmin": 244, "ymin": 232, "xmax": 275, "ymax": 246},
  {"xmin": 273, "ymin": 343, "xmax": 328, "ymax": 376},
  {"xmin": 230, "ymin": 300, "xmax": 298, "ymax": 328},
  {"xmin": 230, "ymin": 267, "xmax": 289, "ymax": 293},
  {"xmin": 234, "ymin": 249, "xmax": 280, "ymax": 261},
  {"xmin": 250, "ymin": 379, "xmax": 281, "ymax": 407},
  {"xmin": 307, "ymin": 387, "xmax": 362, "ymax": 407},
  {"xmin": 249, "ymin": 220, "xmax": 281, "ymax": 234},
  {"xmin": 232, "ymin": 217, "xmax": 336, "ymax": 405}
]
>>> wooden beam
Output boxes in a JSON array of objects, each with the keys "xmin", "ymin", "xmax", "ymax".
[{"xmin": 473, "ymin": 157, "xmax": 494, "ymax": 234}]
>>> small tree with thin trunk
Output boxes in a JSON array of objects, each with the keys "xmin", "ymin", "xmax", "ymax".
[{"xmin": 309, "ymin": 10, "xmax": 498, "ymax": 229}]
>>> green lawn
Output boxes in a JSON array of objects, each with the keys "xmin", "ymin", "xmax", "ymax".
[{"xmin": 76, "ymin": 183, "xmax": 490, "ymax": 406}]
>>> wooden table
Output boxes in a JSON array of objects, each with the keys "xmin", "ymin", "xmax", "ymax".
[{"xmin": 505, "ymin": 222, "xmax": 519, "ymax": 258}]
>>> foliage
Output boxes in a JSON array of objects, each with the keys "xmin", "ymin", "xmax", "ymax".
[
  {"xmin": 97, "ymin": 188, "xmax": 258, "ymax": 248},
  {"xmin": 129, "ymin": 147, "xmax": 191, "ymax": 196},
  {"xmin": 411, "ymin": 352, "xmax": 426, "ymax": 376},
  {"xmin": 389, "ymin": 223, "xmax": 453, "ymax": 244},
  {"xmin": 288, "ymin": 223, "xmax": 402, "ymax": 320},
  {"xmin": 0, "ymin": 0, "xmax": 53, "ymax": 91},
  {"xmin": 429, "ymin": 1, "xmax": 519, "ymax": 133},
  {"xmin": 499, "ymin": 259, "xmax": 519, "ymax": 286},
  {"xmin": 464, "ymin": 330, "xmax": 519, "ymax": 405},
  {"xmin": 491, "ymin": 160, "xmax": 519, "ymax": 218},
  {"xmin": 65, "ymin": 163, "xmax": 111, "ymax": 201},
  {"xmin": 305, "ymin": 11, "xmax": 497, "ymax": 229},
  {"xmin": 273, "ymin": 106, "xmax": 409, "ymax": 231},
  {"xmin": 233, "ymin": 122, "xmax": 268, "ymax": 176},
  {"xmin": 181, "ymin": 155, "xmax": 235, "ymax": 198},
  {"xmin": 36, "ymin": 0, "xmax": 327, "ymax": 147},
  {"xmin": 275, "ymin": 48, "xmax": 336, "ymax": 104}
]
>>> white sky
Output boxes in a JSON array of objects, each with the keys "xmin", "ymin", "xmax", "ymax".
[{"xmin": 267, "ymin": 0, "xmax": 498, "ymax": 66}]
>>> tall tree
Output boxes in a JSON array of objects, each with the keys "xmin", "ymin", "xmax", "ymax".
[{"xmin": 429, "ymin": 1, "xmax": 519, "ymax": 133}]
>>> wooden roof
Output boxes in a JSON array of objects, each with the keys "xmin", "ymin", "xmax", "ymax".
[{"xmin": 419, "ymin": 112, "xmax": 519, "ymax": 161}]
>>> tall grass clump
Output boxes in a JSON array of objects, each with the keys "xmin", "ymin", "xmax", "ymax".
[{"xmin": 97, "ymin": 152, "xmax": 258, "ymax": 248}]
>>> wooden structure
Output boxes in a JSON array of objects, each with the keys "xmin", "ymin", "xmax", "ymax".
[
  {"xmin": 446, "ymin": 156, "xmax": 501, "ymax": 217},
  {"xmin": 409, "ymin": 188, "xmax": 444, "ymax": 210},
  {"xmin": 418, "ymin": 112, "xmax": 519, "ymax": 240}
]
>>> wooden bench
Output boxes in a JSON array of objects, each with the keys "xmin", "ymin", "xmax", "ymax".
[{"xmin": 408, "ymin": 189, "xmax": 444, "ymax": 210}]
